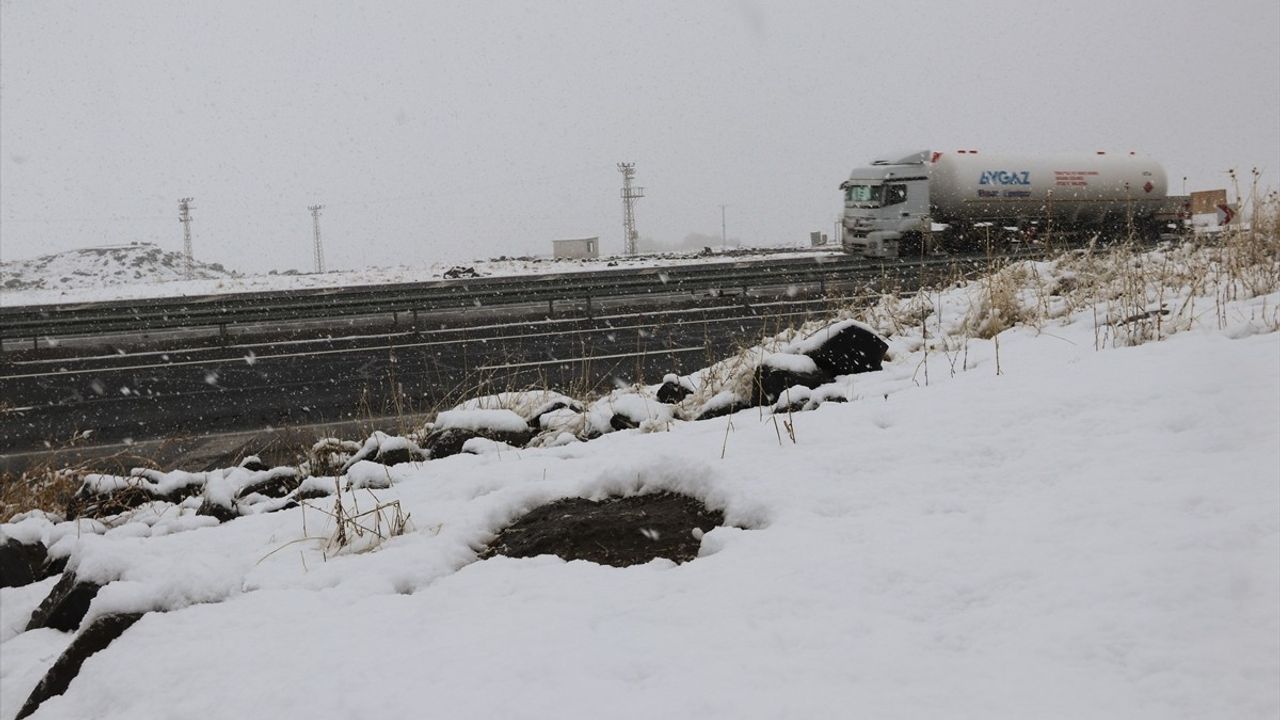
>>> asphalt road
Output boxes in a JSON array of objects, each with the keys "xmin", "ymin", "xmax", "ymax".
[
  {"xmin": 0, "ymin": 252, "xmax": 1000, "ymax": 472},
  {"xmin": 1, "ymin": 292, "xmax": 847, "ymax": 462}
]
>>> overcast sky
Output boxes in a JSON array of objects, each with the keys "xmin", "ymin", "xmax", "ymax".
[{"xmin": 2, "ymin": 0, "xmax": 1278, "ymax": 272}]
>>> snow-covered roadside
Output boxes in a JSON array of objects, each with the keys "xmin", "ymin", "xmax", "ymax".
[
  {"xmin": 0, "ymin": 246, "xmax": 834, "ymax": 307},
  {"xmin": 2, "ymin": 245, "xmax": 1278, "ymax": 719}
]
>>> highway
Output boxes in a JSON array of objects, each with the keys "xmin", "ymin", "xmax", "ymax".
[{"xmin": 0, "ymin": 250, "xmax": 1032, "ymax": 471}]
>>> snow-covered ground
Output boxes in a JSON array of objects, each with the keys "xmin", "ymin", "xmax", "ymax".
[
  {"xmin": 2, "ymin": 244, "xmax": 1278, "ymax": 719},
  {"xmin": 0, "ymin": 243, "xmax": 834, "ymax": 307}
]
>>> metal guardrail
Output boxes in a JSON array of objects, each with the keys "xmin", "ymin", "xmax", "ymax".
[{"xmin": 0, "ymin": 252, "xmax": 1033, "ymax": 341}]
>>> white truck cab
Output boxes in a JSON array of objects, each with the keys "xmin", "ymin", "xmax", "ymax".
[{"xmin": 840, "ymin": 151, "xmax": 933, "ymax": 258}]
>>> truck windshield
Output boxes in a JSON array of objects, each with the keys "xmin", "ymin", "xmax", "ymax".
[{"xmin": 844, "ymin": 184, "xmax": 883, "ymax": 205}]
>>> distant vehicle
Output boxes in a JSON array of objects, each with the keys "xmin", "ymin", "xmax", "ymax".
[{"xmin": 839, "ymin": 150, "xmax": 1189, "ymax": 257}]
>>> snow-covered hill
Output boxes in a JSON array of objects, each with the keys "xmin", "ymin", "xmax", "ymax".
[{"xmin": 0, "ymin": 244, "xmax": 238, "ymax": 296}]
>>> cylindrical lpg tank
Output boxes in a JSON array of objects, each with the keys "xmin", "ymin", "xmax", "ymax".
[{"xmin": 927, "ymin": 151, "xmax": 1168, "ymax": 226}]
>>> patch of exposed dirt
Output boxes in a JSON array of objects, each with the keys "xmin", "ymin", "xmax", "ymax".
[{"xmin": 483, "ymin": 492, "xmax": 724, "ymax": 567}]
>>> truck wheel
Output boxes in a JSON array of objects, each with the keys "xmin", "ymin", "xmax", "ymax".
[
  {"xmin": 899, "ymin": 232, "xmax": 925, "ymax": 257},
  {"xmin": 938, "ymin": 228, "xmax": 977, "ymax": 254}
]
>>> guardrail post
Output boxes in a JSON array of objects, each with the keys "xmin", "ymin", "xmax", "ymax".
[
  {"xmin": 584, "ymin": 295, "xmax": 592, "ymax": 320},
  {"xmin": 218, "ymin": 323, "xmax": 228, "ymax": 344}
]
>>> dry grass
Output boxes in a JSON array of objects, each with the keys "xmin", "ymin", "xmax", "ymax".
[
  {"xmin": 0, "ymin": 445, "xmax": 162, "ymax": 521},
  {"xmin": 962, "ymin": 261, "xmax": 1035, "ymax": 339},
  {"xmin": 0, "ymin": 470, "xmax": 80, "ymax": 522}
]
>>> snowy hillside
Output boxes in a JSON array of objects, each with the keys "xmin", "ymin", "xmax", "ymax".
[
  {"xmin": 1, "ymin": 240, "xmax": 1277, "ymax": 719},
  {"xmin": 0, "ymin": 244, "xmax": 238, "ymax": 296},
  {"xmin": 0, "ymin": 245, "xmax": 834, "ymax": 307}
]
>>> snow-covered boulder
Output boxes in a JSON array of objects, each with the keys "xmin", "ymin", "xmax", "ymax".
[
  {"xmin": 423, "ymin": 409, "xmax": 537, "ymax": 459},
  {"xmin": 15, "ymin": 611, "xmax": 146, "ymax": 720},
  {"xmin": 235, "ymin": 455, "xmax": 271, "ymax": 472},
  {"xmin": 693, "ymin": 389, "xmax": 751, "ymax": 421},
  {"xmin": 70, "ymin": 469, "xmax": 208, "ymax": 519},
  {"xmin": 339, "ymin": 431, "xmax": 427, "ymax": 473},
  {"xmin": 753, "ymin": 353, "xmax": 833, "ymax": 406},
  {"xmin": 25, "ymin": 572, "xmax": 105, "ymax": 633},
  {"xmin": 772, "ymin": 381, "xmax": 852, "ymax": 413},
  {"xmin": 584, "ymin": 390, "xmax": 675, "ymax": 436},
  {"xmin": 786, "ymin": 319, "xmax": 888, "ymax": 376},
  {"xmin": 0, "ymin": 534, "xmax": 49, "ymax": 588},
  {"xmin": 656, "ymin": 373, "xmax": 695, "ymax": 404},
  {"xmin": 450, "ymin": 391, "xmax": 584, "ymax": 428},
  {"xmin": 309, "ymin": 438, "xmax": 364, "ymax": 475},
  {"xmin": 131, "ymin": 463, "xmax": 301, "ymax": 523}
]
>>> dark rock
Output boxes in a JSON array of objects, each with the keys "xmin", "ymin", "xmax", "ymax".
[
  {"xmin": 751, "ymin": 365, "xmax": 832, "ymax": 406},
  {"xmin": 16, "ymin": 612, "xmax": 146, "ymax": 720},
  {"xmin": 656, "ymin": 380, "xmax": 692, "ymax": 404},
  {"xmin": 44, "ymin": 555, "xmax": 68, "ymax": 578},
  {"xmin": 66, "ymin": 484, "xmax": 154, "ymax": 520},
  {"xmin": 443, "ymin": 265, "xmax": 480, "ymax": 279},
  {"xmin": 374, "ymin": 445, "xmax": 421, "ymax": 466},
  {"xmin": 235, "ymin": 468, "xmax": 301, "ymax": 500},
  {"xmin": 800, "ymin": 321, "xmax": 889, "ymax": 376},
  {"xmin": 527, "ymin": 400, "xmax": 580, "ymax": 429},
  {"xmin": 483, "ymin": 492, "xmax": 724, "ymax": 567},
  {"xmin": 775, "ymin": 392, "xmax": 810, "ymax": 414},
  {"xmin": 196, "ymin": 498, "xmax": 237, "ymax": 523},
  {"xmin": 609, "ymin": 413, "xmax": 639, "ymax": 431},
  {"xmin": 26, "ymin": 573, "xmax": 106, "ymax": 633},
  {"xmin": 68, "ymin": 470, "xmax": 206, "ymax": 520},
  {"xmin": 423, "ymin": 428, "xmax": 535, "ymax": 461},
  {"xmin": 339, "ymin": 433, "xmax": 427, "ymax": 473},
  {"xmin": 695, "ymin": 400, "xmax": 750, "ymax": 422},
  {"xmin": 237, "ymin": 456, "xmax": 271, "ymax": 472},
  {"xmin": 0, "ymin": 538, "xmax": 48, "ymax": 589}
]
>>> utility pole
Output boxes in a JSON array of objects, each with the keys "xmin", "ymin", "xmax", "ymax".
[
  {"xmin": 308, "ymin": 204, "xmax": 325, "ymax": 273},
  {"xmin": 178, "ymin": 197, "xmax": 195, "ymax": 279},
  {"xmin": 719, "ymin": 204, "xmax": 728, "ymax": 249},
  {"xmin": 617, "ymin": 163, "xmax": 645, "ymax": 255}
]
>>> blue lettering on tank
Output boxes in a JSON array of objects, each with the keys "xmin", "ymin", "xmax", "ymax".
[{"xmin": 979, "ymin": 171, "xmax": 1031, "ymax": 186}]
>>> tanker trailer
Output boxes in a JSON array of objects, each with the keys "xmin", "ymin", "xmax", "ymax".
[{"xmin": 840, "ymin": 150, "xmax": 1179, "ymax": 258}]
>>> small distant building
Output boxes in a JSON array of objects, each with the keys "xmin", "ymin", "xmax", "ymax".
[
  {"xmin": 1190, "ymin": 189, "xmax": 1228, "ymax": 216},
  {"xmin": 809, "ymin": 231, "xmax": 829, "ymax": 247},
  {"xmin": 553, "ymin": 237, "xmax": 600, "ymax": 260},
  {"xmin": 1189, "ymin": 189, "xmax": 1236, "ymax": 227}
]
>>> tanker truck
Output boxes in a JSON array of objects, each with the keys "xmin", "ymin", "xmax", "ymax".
[{"xmin": 839, "ymin": 150, "xmax": 1189, "ymax": 257}]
